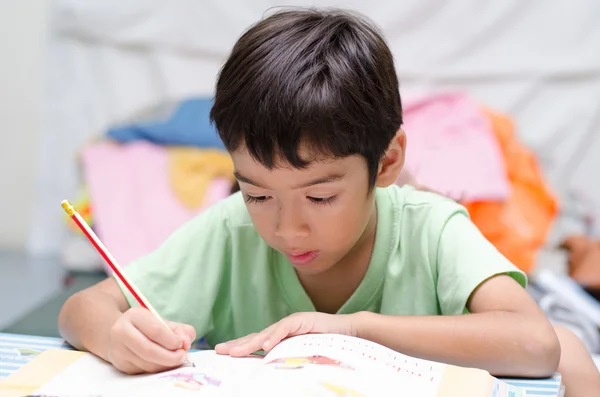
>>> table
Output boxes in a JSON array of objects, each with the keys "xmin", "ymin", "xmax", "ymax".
[{"xmin": 0, "ymin": 332, "xmax": 563, "ymax": 396}]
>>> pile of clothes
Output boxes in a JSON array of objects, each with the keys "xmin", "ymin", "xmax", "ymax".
[
  {"xmin": 399, "ymin": 93, "xmax": 558, "ymax": 275},
  {"xmin": 64, "ymin": 98, "xmax": 236, "ymax": 269}
]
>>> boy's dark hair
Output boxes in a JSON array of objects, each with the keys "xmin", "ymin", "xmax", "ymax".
[{"xmin": 210, "ymin": 8, "xmax": 402, "ymax": 188}]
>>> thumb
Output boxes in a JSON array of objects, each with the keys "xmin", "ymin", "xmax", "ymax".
[{"xmin": 168, "ymin": 321, "xmax": 197, "ymax": 350}]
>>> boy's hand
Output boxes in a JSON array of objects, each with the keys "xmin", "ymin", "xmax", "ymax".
[
  {"xmin": 107, "ymin": 308, "xmax": 196, "ymax": 374},
  {"xmin": 215, "ymin": 312, "xmax": 358, "ymax": 357}
]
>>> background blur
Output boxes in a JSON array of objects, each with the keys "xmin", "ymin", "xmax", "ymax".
[{"xmin": 1, "ymin": 0, "xmax": 600, "ymax": 363}]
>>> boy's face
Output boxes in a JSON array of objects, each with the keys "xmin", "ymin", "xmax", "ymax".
[{"xmin": 231, "ymin": 144, "xmax": 386, "ymax": 276}]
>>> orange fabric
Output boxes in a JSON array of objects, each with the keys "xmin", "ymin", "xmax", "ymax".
[{"xmin": 462, "ymin": 108, "xmax": 558, "ymax": 274}]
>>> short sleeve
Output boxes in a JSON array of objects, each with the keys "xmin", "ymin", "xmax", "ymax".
[
  {"xmin": 436, "ymin": 212, "xmax": 527, "ymax": 315},
  {"xmin": 114, "ymin": 201, "xmax": 231, "ymax": 339}
]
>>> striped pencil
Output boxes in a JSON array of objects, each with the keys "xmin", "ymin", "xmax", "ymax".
[{"xmin": 61, "ymin": 200, "xmax": 194, "ymax": 367}]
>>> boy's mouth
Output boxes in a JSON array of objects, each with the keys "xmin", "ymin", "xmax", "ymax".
[{"xmin": 285, "ymin": 251, "xmax": 319, "ymax": 266}]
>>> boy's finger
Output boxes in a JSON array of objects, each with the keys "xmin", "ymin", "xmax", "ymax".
[
  {"xmin": 214, "ymin": 343, "xmax": 229, "ymax": 354},
  {"xmin": 124, "ymin": 343, "xmax": 181, "ymax": 374},
  {"xmin": 230, "ymin": 340, "xmax": 264, "ymax": 357},
  {"xmin": 263, "ymin": 321, "xmax": 293, "ymax": 351},
  {"xmin": 215, "ymin": 333, "xmax": 256, "ymax": 354},
  {"xmin": 117, "ymin": 359, "xmax": 145, "ymax": 375},
  {"xmin": 125, "ymin": 322, "xmax": 187, "ymax": 367},
  {"xmin": 129, "ymin": 310, "xmax": 182, "ymax": 351},
  {"xmin": 228, "ymin": 334, "xmax": 264, "ymax": 357},
  {"xmin": 230, "ymin": 322, "xmax": 285, "ymax": 355},
  {"xmin": 169, "ymin": 322, "xmax": 197, "ymax": 350}
]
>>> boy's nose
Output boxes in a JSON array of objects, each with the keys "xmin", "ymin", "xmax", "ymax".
[{"xmin": 274, "ymin": 205, "xmax": 308, "ymax": 239}]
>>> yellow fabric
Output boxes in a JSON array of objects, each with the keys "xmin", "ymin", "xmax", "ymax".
[{"xmin": 168, "ymin": 147, "xmax": 235, "ymax": 209}]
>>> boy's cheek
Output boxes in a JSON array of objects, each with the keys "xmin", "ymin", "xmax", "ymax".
[
  {"xmin": 314, "ymin": 217, "xmax": 365, "ymax": 252},
  {"xmin": 251, "ymin": 221, "xmax": 277, "ymax": 247}
]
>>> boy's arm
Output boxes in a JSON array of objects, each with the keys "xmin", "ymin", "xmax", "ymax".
[
  {"xmin": 220, "ymin": 274, "xmax": 560, "ymax": 377},
  {"xmin": 356, "ymin": 274, "xmax": 560, "ymax": 377},
  {"xmin": 59, "ymin": 277, "xmax": 194, "ymax": 373},
  {"xmin": 58, "ymin": 277, "xmax": 131, "ymax": 361},
  {"xmin": 355, "ymin": 207, "xmax": 559, "ymax": 378}
]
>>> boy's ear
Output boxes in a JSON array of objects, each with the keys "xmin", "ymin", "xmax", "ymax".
[{"xmin": 375, "ymin": 129, "xmax": 406, "ymax": 188}]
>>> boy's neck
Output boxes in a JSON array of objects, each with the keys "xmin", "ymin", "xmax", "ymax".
[{"xmin": 297, "ymin": 206, "xmax": 378, "ymax": 314}]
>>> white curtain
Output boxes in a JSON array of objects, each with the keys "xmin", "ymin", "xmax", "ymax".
[{"xmin": 29, "ymin": 0, "xmax": 600, "ymax": 256}]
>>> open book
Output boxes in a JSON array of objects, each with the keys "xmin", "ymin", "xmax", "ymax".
[{"xmin": 8, "ymin": 334, "xmax": 527, "ymax": 397}]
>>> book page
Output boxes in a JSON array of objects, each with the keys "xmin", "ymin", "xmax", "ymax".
[
  {"xmin": 254, "ymin": 334, "xmax": 526, "ymax": 397},
  {"xmin": 101, "ymin": 351, "xmax": 263, "ymax": 397},
  {"xmin": 229, "ymin": 334, "xmax": 448, "ymax": 397},
  {"xmin": 265, "ymin": 334, "xmax": 447, "ymax": 380},
  {"xmin": 31, "ymin": 352, "xmax": 126, "ymax": 396},
  {"xmin": 33, "ymin": 350, "xmax": 263, "ymax": 397}
]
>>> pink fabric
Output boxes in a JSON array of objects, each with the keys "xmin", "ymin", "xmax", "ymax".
[
  {"xmin": 401, "ymin": 92, "xmax": 510, "ymax": 202},
  {"xmin": 81, "ymin": 141, "xmax": 231, "ymax": 270}
]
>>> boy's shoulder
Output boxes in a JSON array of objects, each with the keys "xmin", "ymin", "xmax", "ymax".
[
  {"xmin": 381, "ymin": 184, "xmax": 468, "ymax": 221},
  {"xmin": 375, "ymin": 184, "xmax": 471, "ymax": 260},
  {"xmin": 210, "ymin": 191, "xmax": 253, "ymax": 226},
  {"xmin": 373, "ymin": 184, "xmax": 471, "ymax": 266}
]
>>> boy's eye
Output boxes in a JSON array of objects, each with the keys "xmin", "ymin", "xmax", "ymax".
[
  {"xmin": 307, "ymin": 196, "xmax": 338, "ymax": 205},
  {"xmin": 243, "ymin": 194, "xmax": 270, "ymax": 204}
]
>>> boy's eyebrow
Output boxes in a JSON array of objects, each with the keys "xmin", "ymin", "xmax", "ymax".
[
  {"xmin": 234, "ymin": 171, "xmax": 265, "ymax": 188},
  {"xmin": 233, "ymin": 171, "xmax": 345, "ymax": 189},
  {"xmin": 294, "ymin": 173, "xmax": 345, "ymax": 188}
]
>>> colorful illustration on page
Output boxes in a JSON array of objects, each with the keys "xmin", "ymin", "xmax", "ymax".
[
  {"xmin": 266, "ymin": 355, "xmax": 353, "ymax": 370},
  {"xmin": 158, "ymin": 372, "xmax": 222, "ymax": 391}
]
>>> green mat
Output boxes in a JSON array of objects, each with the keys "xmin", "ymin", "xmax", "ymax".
[{"xmin": 2, "ymin": 271, "xmax": 106, "ymax": 337}]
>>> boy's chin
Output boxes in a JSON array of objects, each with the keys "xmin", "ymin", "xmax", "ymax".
[
  {"xmin": 292, "ymin": 264, "xmax": 326, "ymax": 275},
  {"xmin": 290, "ymin": 259, "xmax": 338, "ymax": 276}
]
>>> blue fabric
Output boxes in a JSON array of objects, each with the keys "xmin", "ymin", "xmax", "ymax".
[{"xmin": 106, "ymin": 97, "xmax": 225, "ymax": 149}]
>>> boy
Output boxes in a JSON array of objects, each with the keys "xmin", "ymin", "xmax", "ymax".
[{"xmin": 59, "ymin": 8, "xmax": 600, "ymax": 395}]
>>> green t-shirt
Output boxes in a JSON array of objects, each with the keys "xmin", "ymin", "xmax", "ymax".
[{"xmin": 116, "ymin": 185, "xmax": 526, "ymax": 348}]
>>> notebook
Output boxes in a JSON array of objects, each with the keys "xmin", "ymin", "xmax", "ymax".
[{"xmin": 1, "ymin": 333, "xmax": 557, "ymax": 397}]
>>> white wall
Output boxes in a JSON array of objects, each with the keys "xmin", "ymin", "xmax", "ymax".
[{"xmin": 0, "ymin": 1, "xmax": 47, "ymax": 250}]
